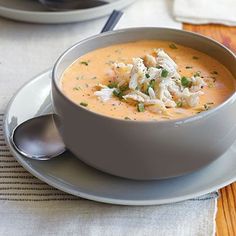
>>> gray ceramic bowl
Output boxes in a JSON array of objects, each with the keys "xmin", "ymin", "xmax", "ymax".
[{"xmin": 52, "ymin": 28, "xmax": 236, "ymax": 180}]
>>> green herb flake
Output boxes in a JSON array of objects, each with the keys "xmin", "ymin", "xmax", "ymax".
[
  {"xmin": 91, "ymin": 76, "xmax": 97, "ymax": 80},
  {"xmin": 149, "ymin": 80, "xmax": 156, "ymax": 89},
  {"xmin": 208, "ymin": 83, "xmax": 214, "ymax": 88},
  {"xmin": 161, "ymin": 116, "xmax": 171, "ymax": 120},
  {"xmin": 113, "ymin": 90, "xmax": 120, "ymax": 97},
  {"xmin": 106, "ymin": 60, "xmax": 115, "ymax": 65},
  {"xmin": 181, "ymin": 76, "xmax": 192, "ymax": 87},
  {"xmin": 197, "ymin": 102, "xmax": 214, "ymax": 112},
  {"xmin": 76, "ymin": 75, "xmax": 84, "ymax": 80},
  {"xmin": 80, "ymin": 102, "xmax": 88, "ymax": 107},
  {"xmin": 169, "ymin": 43, "xmax": 178, "ymax": 49},
  {"xmin": 194, "ymin": 71, "xmax": 201, "ymax": 77},
  {"xmin": 114, "ymin": 49, "xmax": 122, "ymax": 54},
  {"xmin": 113, "ymin": 89, "xmax": 123, "ymax": 99},
  {"xmin": 156, "ymin": 65, "xmax": 162, "ymax": 69},
  {"xmin": 185, "ymin": 66, "xmax": 193, "ymax": 69},
  {"xmin": 211, "ymin": 71, "xmax": 218, "ymax": 75},
  {"xmin": 176, "ymin": 101, "xmax": 183, "ymax": 107},
  {"xmin": 203, "ymin": 104, "xmax": 211, "ymax": 111},
  {"xmin": 145, "ymin": 80, "xmax": 156, "ymax": 94},
  {"xmin": 137, "ymin": 103, "xmax": 145, "ymax": 112},
  {"xmin": 119, "ymin": 84, "xmax": 129, "ymax": 92},
  {"xmin": 161, "ymin": 69, "xmax": 169, "ymax": 78},
  {"xmin": 108, "ymin": 82, "xmax": 118, "ymax": 88},
  {"xmin": 192, "ymin": 56, "xmax": 199, "ymax": 60},
  {"xmin": 73, "ymin": 86, "xmax": 81, "ymax": 91},
  {"xmin": 145, "ymin": 74, "xmax": 150, "ymax": 78},
  {"xmin": 80, "ymin": 61, "xmax": 89, "ymax": 66},
  {"xmin": 124, "ymin": 117, "xmax": 131, "ymax": 120}
]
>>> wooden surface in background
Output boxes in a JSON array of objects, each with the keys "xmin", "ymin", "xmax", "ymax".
[{"xmin": 183, "ymin": 24, "xmax": 236, "ymax": 236}]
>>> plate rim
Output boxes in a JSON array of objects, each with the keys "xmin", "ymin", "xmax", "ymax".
[{"xmin": 3, "ymin": 70, "xmax": 236, "ymax": 205}]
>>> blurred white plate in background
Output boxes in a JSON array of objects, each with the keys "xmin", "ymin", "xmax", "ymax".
[{"xmin": 0, "ymin": 0, "xmax": 135, "ymax": 24}]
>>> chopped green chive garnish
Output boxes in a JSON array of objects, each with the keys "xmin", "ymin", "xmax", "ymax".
[
  {"xmin": 91, "ymin": 76, "xmax": 97, "ymax": 80},
  {"xmin": 80, "ymin": 102, "xmax": 88, "ymax": 107},
  {"xmin": 211, "ymin": 71, "xmax": 218, "ymax": 75},
  {"xmin": 76, "ymin": 75, "xmax": 84, "ymax": 80},
  {"xmin": 119, "ymin": 84, "xmax": 129, "ymax": 92},
  {"xmin": 113, "ymin": 89, "xmax": 120, "ymax": 96},
  {"xmin": 106, "ymin": 60, "xmax": 115, "ymax": 65},
  {"xmin": 194, "ymin": 71, "xmax": 201, "ymax": 77},
  {"xmin": 113, "ymin": 89, "xmax": 123, "ymax": 99},
  {"xmin": 185, "ymin": 66, "xmax": 193, "ymax": 69},
  {"xmin": 108, "ymin": 82, "xmax": 118, "ymax": 88},
  {"xmin": 156, "ymin": 65, "xmax": 162, "ymax": 69},
  {"xmin": 203, "ymin": 104, "xmax": 211, "ymax": 111},
  {"xmin": 145, "ymin": 80, "xmax": 156, "ymax": 94},
  {"xmin": 176, "ymin": 101, "xmax": 183, "ymax": 107},
  {"xmin": 161, "ymin": 69, "xmax": 169, "ymax": 78},
  {"xmin": 197, "ymin": 102, "xmax": 214, "ymax": 114},
  {"xmin": 114, "ymin": 49, "xmax": 122, "ymax": 54},
  {"xmin": 169, "ymin": 43, "xmax": 178, "ymax": 49},
  {"xmin": 208, "ymin": 83, "xmax": 214, "ymax": 88},
  {"xmin": 192, "ymin": 56, "xmax": 199, "ymax": 60},
  {"xmin": 80, "ymin": 61, "xmax": 89, "ymax": 66},
  {"xmin": 137, "ymin": 103, "xmax": 145, "ymax": 112},
  {"xmin": 124, "ymin": 117, "xmax": 131, "ymax": 120},
  {"xmin": 198, "ymin": 103, "xmax": 214, "ymax": 112},
  {"xmin": 181, "ymin": 76, "xmax": 192, "ymax": 87},
  {"xmin": 73, "ymin": 86, "xmax": 81, "ymax": 91},
  {"xmin": 145, "ymin": 74, "xmax": 150, "ymax": 78},
  {"xmin": 149, "ymin": 80, "xmax": 156, "ymax": 89}
]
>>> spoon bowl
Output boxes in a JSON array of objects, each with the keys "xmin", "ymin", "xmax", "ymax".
[{"xmin": 11, "ymin": 114, "xmax": 66, "ymax": 160}]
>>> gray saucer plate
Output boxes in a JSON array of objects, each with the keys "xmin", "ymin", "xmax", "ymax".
[
  {"xmin": 0, "ymin": 0, "xmax": 135, "ymax": 24},
  {"xmin": 3, "ymin": 70, "xmax": 236, "ymax": 205}
]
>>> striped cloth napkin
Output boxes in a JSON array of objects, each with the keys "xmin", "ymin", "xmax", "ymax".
[
  {"xmin": 0, "ymin": 0, "xmax": 218, "ymax": 235},
  {"xmin": 0, "ymin": 127, "xmax": 218, "ymax": 235}
]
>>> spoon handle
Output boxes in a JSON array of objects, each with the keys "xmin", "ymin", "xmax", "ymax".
[{"xmin": 101, "ymin": 10, "xmax": 123, "ymax": 33}]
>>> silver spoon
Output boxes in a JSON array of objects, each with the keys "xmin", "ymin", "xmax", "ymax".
[
  {"xmin": 39, "ymin": 0, "xmax": 108, "ymax": 10},
  {"xmin": 11, "ymin": 10, "xmax": 123, "ymax": 160}
]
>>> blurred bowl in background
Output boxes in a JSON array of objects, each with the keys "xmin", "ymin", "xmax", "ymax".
[{"xmin": 38, "ymin": 0, "xmax": 108, "ymax": 10}]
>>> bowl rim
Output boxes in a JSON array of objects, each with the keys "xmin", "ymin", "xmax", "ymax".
[{"xmin": 52, "ymin": 27, "xmax": 236, "ymax": 125}]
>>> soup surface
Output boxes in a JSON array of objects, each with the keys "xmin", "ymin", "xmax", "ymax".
[{"xmin": 61, "ymin": 40, "xmax": 235, "ymax": 121}]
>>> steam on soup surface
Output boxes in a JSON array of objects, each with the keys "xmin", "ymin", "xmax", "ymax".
[{"xmin": 61, "ymin": 40, "xmax": 235, "ymax": 121}]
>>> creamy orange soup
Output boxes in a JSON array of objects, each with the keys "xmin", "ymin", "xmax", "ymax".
[{"xmin": 61, "ymin": 40, "xmax": 235, "ymax": 121}]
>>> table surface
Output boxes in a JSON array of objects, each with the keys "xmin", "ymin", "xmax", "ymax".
[{"xmin": 183, "ymin": 24, "xmax": 236, "ymax": 236}]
